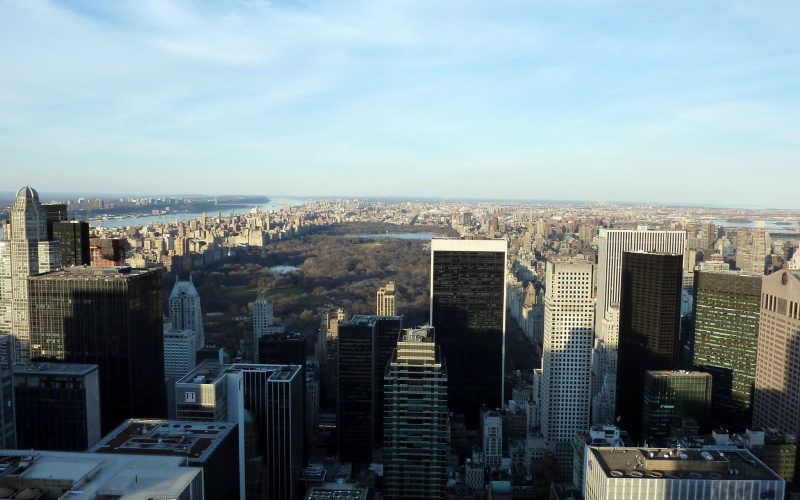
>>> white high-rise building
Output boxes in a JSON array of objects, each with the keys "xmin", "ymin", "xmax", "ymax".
[
  {"xmin": 540, "ymin": 260, "xmax": 595, "ymax": 479},
  {"xmin": 168, "ymin": 277, "xmax": 204, "ymax": 348},
  {"xmin": 595, "ymin": 228, "xmax": 686, "ymax": 336},
  {"xmin": 164, "ymin": 329, "xmax": 197, "ymax": 380},
  {"xmin": 376, "ymin": 281, "xmax": 397, "ymax": 316},
  {"xmin": 252, "ymin": 290, "xmax": 284, "ymax": 360},
  {"xmin": 1, "ymin": 187, "xmax": 60, "ymax": 361},
  {"xmin": 482, "ymin": 409, "xmax": 503, "ymax": 470}
]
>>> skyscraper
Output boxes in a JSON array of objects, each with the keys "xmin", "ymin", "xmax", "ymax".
[
  {"xmin": 641, "ymin": 370, "xmax": 712, "ymax": 442},
  {"xmin": 540, "ymin": 260, "xmax": 595, "ymax": 478},
  {"xmin": 692, "ymin": 270, "xmax": 762, "ymax": 431},
  {"xmin": 2, "ymin": 187, "xmax": 60, "ymax": 361},
  {"xmin": 27, "ymin": 266, "xmax": 165, "ymax": 432},
  {"xmin": 164, "ymin": 329, "xmax": 197, "ymax": 419},
  {"xmin": 383, "ymin": 326, "xmax": 448, "ymax": 499},
  {"xmin": 337, "ymin": 315, "xmax": 403, "ymax": 463},
  {"xmin": 591, "ymin": 307, "xmax": 620, "ymax": 425},
  {"xmin": 317, "ymin": 305, "xmax": 345, "ymax": 409},
  {"xmin": 176, "ymin": 362, "xmax": 303, "ymax": 500},
  {"xmin": 13, "ymin": 362, "xmax": 101, "ymax": 451},
  {"xmin": 251, "ymin": 290, "xmax": 284, "ymax": 361},
  {"xmin": 616, "ymin": 252, "xmax": 683, "ymax": 441},
  {"xmin": 595, "ymin": 228, "xmax": 686, "ymax": 339},
  {"xmin": 0, "ymin": 335, "xmax": 15, "ymax": 448},
  {"xmin": 52, "ymin": 220, "xmax": 90, "ymax": 267},
  {"xmin": 430, "ymin": 238, "xmax": 506, "ymax": 427},
  {"xmin": 168, "ymin": 277, "xmax": 205, "ymax": 348},
  {"xmin": 377, "ymin": 281, "xmax": 397, "ymax": 316},
  {"xmin": 753, "ymin": 270, "xmax": 800, "ymax": 441}
]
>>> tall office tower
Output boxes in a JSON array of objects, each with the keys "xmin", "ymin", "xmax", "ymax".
[
  {"xmin": 168, "ymin": 277, "xmax": 204, "ymax": 348},
  {"xmin": 377, "ymin": 281, "xmax": 397, "ymax": 316},
  {"xmin": 617, "ymin": 252, "xmax": 683, "ymax": 440},
  {"xmin": 251, "ymin": 290, "xmax": 284, "ymax": 361},
  {"xmin": 164, "ymin": 329, "xmax": 197, "ymax": 419},
  {"xmin": 383, "ymin": 326, "xmax": 448, "ymax": 500},
  {"xmin": 4, "ymin": 187, "xmax": 60, "ymax": 361},
  {"xmin": 0, "ymin": 242, "xmax": 11, "ymax": 335},
  {"xmin": 337, "ymin": 315, "xmax": 403, "ymax": 463},
  {"xmin": 753, "ymin": 270, "xmax": 800, "ymax": 444},
  {"xmin": 750, "ymin": 227, "xmax": 769, "ymax": 275},
  {"xmin": 27, "ymin": 266, "xmax": 165, "ymax": 432},
  {"xmin": 616, "ymin": 252, "xmax": 683, "ymax": 442},
  {"xmin": 584, "ymin": 447, "xmax": 785, "ymax": 500},
  {"xmin": 595, "ymin": 228, "xmax": 686, "ymax": 338},
  {"xmin": 176, "ymin": 362, "xmax": 303, "ymax": 500},
  {"xmin": 641, "ymin": 370, "xmax": 711, "ymax": 442},
  {"xmin": 13, "ymin": 362, "xmax": 101, "ymax": 451},
  {"xmin": 0, "ymin": 336, "xmax": 14, "ymax": 448},
  {"xmin": 693, "ymin": 270, "xmax": 762, "ymax": 431},
  {"xmin": 591, "ymin": 307, "xmax": 620, "ymax": 425},
  {"xmin": 540, "ymin": 260, "xmax": 595, "ymax": 478},
  {"xmin": 41, "ymin": 203, "xmax": 67, "ymax": 239},
  {"xmin": 52, "ymin": 221, "xmax": 90, "ymax": 267},
  {"xmin": 430, "ymin": 238, "xmax": 506, "ymax": 428},
  {"xmin": 317, "ymin": 305, "xmax": 345, "ymax": 409}
]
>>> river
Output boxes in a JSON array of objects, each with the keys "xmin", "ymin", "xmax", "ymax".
[{"xmin": 90, "ymin": 196, "xmax": 308, "ymax": 228}]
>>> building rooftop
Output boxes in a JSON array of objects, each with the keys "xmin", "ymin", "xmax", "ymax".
[
  {"xmin": 89, "ymin": 419, "xmax": 236, "ymax": 463},
  {"xmin": 0, "ymin": 450, "xmax": 201, "ymax": 500},
  {"xmin": 13, "ymin": 362, "xmax": 98, "ymax": 377},
  {"xmin": 176, "ymin": 360, "xmax": 302, "ymax": 385},
  {"xmin": 588, "ymin": 447, "xmax": 782, "ymax": 482},
  {"xmin": 305, "ymin": 482, "xmax": 368, "ymax": 500}
]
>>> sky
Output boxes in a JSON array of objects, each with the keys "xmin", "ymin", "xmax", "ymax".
[{"xmin": 0, "ymin": 0, "xmax": 798, "ymax": 206}]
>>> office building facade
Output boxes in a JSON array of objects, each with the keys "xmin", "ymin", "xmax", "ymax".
[
  {"xmin": 430, "ymin": 238, "xmax": 506, "ymax": 427},
  {"xmin": 377, "ymin": 281, "xmax": 397, "ymax": 316},
  {"xmin": 616, "ymin": 252, "xmax": 683, "ymax": 441},
  {"xmin": 692, "ymin": 270, "xmax": 762, "ymax": 431},
  {"xmin": 0, "ymin": 336, "xmax": 14, "ymax": 448},
  {"xmin": 641, "ymin": 370, "xmax": 712, "ymax": 442},
  {"xmin": 13, "ymin": 362, "xmax": 101, "ymax": 451},
  {"xmin": 383, "ymin": 326, "xmax": 448, "ymax": 499},
  {"xmin": 52, "ymin": 220, "xmax": 90, "ymax": 267},
  {"xmin": 540, "ymin": 260, "xmax": 595, "ymax": 478},
  {"xmin": 27, "ymin": 266, "xmax": 165, "ymax": 432}
]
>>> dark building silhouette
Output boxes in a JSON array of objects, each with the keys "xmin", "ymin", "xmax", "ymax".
[
  {"xmin": 52, "ymin": 221, "xmax": 90, "ymax": 267},
  {"xmin": 258, "ymin": 332, "xmax": 306, "ymax": 366},
  {"xmin": 616, "ymin": 251, "xmax": 683, "ymax": 441},
  {"xmin": 27, "ymin": 266, "xmax": 165, "ymax": 433},
  {"xmin": 430, "ymin": 238, "xmax": 506, "ymax": 428},
  {"xmin": 692, "ymin": 270, "xmax": 762, "ymax": 432},
  {"xmin": 641, "ymin": 370, "xmax": 712, "ymax": 442},
  {"xmin": 336, "ymin": 315, "xmax": 402, "ymax": 463},
  {"xmin": 41, "ymin": 203, "xmax": 67, "ymax": 239},
  {"xmin": 0, "ymin": 336, "xmax": 14, "ymax": 449},
  {"xmin": 13, "ymin": 362, "xmax": 101, "ymax": 451}
]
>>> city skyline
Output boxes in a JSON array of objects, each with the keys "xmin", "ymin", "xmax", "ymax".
[{"xmin": 1, "ymin": 1, "xmax": 798, "ymax": 206}]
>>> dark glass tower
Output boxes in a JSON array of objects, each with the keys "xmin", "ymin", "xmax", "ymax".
[
  {"xmin": 336, "ymin": 315, "xmax": 402, "ymax": 463},
  {"xmin": 52, "ymin": 221, "xmax": 90, "ymax": 267},
  {"xmin": 692, "ymin": 270, "xmax": 762, "ymax": 432},
  {"xmin": 27, "ymin": 266, "xmax": 165, "ymax": 432},
  {"xmin": 13, "ymin": 362, "xmax": 101, "ymax": 451},
  {"xmin": 258, "ymin": 332, "xmax": 306, "ymax": 366},
  {"xmin": 616, "ymin": 251, "xmax": 683, "ymax": 441},
  {"xmin": 430, "ymin": 238, "xmax": 506, "ymax": 428},
  {"xmin": 642, "ymin": 370, "xmax": 712, "ymax": 442}
]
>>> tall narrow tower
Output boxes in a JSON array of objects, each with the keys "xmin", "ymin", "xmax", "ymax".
[
  {"xmin": 3, "ymin": 187, "xmax": 60, "ymax": 361},
  {"xmin": 169, "ymin": 277, "xmax": 204, "ymax": 348},
  {"xmin": 383, "ymin": 326, "xmax": 448, "ymax": 499},
  {"xmin": 540, "ymin": 260, "xmax": 595, "ymax": 479},
  {"xmin": 430, "ymin": 238, "xmax": 506, "ymax": 428}
]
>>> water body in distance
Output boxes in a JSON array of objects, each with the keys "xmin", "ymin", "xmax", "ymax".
[
  {"xmin": 91, "ymin": 197, "xmax": 308, "ymax": 228},
  {"xmin": 340, "ymin": 232, "xmax": 444, "ymax": 240}
]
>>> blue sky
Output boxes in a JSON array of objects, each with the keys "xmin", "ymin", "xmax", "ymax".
[{"xmin": 0, "ymin": 0, "xmax": 798, "ymax": 206}]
